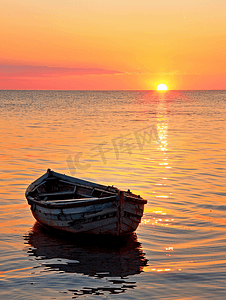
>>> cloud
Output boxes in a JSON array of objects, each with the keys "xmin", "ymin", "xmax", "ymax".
[
  {"xmin": 125, "ymin": 70, "xmax": 200, "ymax": 76},
  {"xmin": 0, "ymin": 65, "xmax": 123, "ymax": 78}
]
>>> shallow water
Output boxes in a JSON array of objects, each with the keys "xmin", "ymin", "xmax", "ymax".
[{"xmin": 0, "ymin": 90, "xmax": 226, "ymax": 299}]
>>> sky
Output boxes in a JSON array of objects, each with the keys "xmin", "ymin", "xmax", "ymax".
[{"xmin": 0, "ymin": 0, "xmax": 225, "ymax": 90}]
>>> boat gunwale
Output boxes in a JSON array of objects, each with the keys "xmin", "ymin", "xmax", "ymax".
[
  {"xmin": 27, "ymin": 192, "xmax": 147, "ymax": 209},
  {"xmin": 27, "ymin": 194, "xmax": 118, "ymax": 209}
]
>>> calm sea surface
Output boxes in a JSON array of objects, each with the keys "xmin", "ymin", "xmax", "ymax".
[{"xmin": 0, "ymin": 90, "xmax": 225, "ymax": 299}]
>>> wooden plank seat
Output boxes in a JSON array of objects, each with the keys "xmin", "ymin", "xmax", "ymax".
[
  {"xmin": 37, "ymin": 190, "xmax": 93, "ymax": 200},
  {"xmin": 40, "ymin": 197, "xmax": 99, "ymax": 204},
  {"xmin": 91, "ymin": 187, "xmax": 115, "ymax": 197},
  {"xmin": 39, "ymin": 191, "xmax": 75, "ymax": 197}
]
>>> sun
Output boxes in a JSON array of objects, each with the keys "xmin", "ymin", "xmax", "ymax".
[{"xmin": 157, "ymin": 83, "xmax": 168, "ymax": 91}]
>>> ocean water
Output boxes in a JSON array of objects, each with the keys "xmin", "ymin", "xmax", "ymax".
[{"xmin": 0, "ymin": 90, "xmax": 225, "ymax": 299}]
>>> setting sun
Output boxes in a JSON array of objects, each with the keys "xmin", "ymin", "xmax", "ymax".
[{"xmin": 157, "ymin": 84, "xmax": 168, "ymax": 91}]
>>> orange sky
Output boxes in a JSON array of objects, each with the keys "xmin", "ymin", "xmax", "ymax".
[{"xmin": 0, "ymin": 0, "xmax": 225, "ymax": 90}]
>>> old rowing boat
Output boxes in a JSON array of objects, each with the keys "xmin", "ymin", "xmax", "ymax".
[{"xmin": 25, "ymin": 169, "xmax": 147, "ymax": 236}]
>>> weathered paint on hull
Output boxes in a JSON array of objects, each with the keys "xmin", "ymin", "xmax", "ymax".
[{"xmin": 31, "ymin": 199, "xmax": 144, "ymax": 236}]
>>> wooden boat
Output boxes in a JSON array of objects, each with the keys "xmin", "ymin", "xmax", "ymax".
[{"xmin": 25, "ymin": 169, "xmax": 147, "ymax": 236}]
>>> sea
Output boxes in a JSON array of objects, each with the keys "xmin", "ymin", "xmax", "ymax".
[{"xmin": 0, "ymin": 90, "xmax": 225, "ymax": 300}]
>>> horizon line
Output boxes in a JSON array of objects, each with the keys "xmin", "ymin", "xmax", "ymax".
[{"xmin": 0, "ymin": 89, "xmax": 225, "ymax": 92}]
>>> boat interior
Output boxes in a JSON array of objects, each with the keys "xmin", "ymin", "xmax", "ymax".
[{"xmin": 29, "ymin": 177, "xmax": 118, "ymax": 201}]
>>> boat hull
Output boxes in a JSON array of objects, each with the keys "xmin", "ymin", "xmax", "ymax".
[{"xmin": 26, "ymin": 170, "xmax": 147, "ymax": 236}]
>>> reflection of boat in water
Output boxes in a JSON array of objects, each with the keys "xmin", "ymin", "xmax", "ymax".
[
  {"xmin": 25, "ymin": 169, "xmax": 147, "ymax": 236},
  {"xmin": 25, "ymin": 222, "xmax": 148, "ymax": 279}
]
